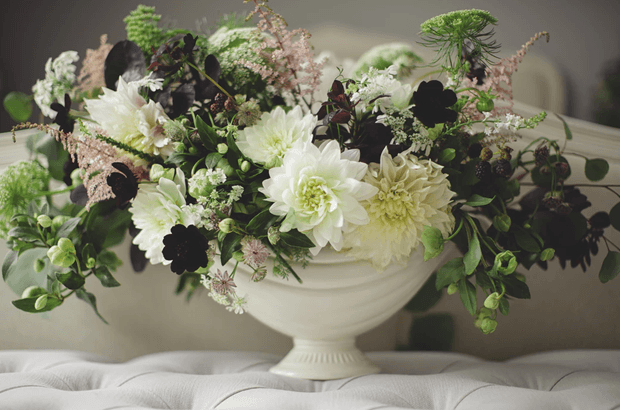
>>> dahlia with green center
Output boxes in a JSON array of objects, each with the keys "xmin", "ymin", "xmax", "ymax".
[
  {"xmin": 0, "ymin": 161, "xmax": 50, "ymax": 238},
  {"xmin": 260, "ymin": 140, "xmax": 378, "ymax": 253},
  {"xmin": 343, "ymin": 149, "xmax": 455, "ymax": 270}
]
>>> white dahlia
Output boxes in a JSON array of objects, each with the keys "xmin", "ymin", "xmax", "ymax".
[
  {"xmin": 343, "ymin": 148, "xmax": 455, "ymax": 270},
  {"xmin": 85, "ymin": 77, "xmax": 173, "ymax": 158},
  {"xmin": 236, "ymin": 106, "xmax": 316, "ymax": 168},
  {"xmin": 260, "ymin": 140, "xmax": 378, "ymax": 253},
  {"xmin": 129, "ymin": 170, "xmax": 199, "ymax": 265}
]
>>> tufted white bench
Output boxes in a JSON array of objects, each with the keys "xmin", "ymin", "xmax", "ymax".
[{"xmin": 0, "ymin": 350, "xmax": 618, "ymax": 409}]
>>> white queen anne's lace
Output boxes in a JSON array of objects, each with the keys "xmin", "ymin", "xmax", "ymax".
[{"xmin": 260, "ymin": 140, "xmax": 378, "ymax": 254}]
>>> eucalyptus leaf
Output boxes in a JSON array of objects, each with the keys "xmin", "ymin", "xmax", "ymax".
[
  {"xmin": 584, "ymin": 158, "xmax": 609, "ymax": 182},
  {"xmin": 599, "ymin": 251, "xmax": 620, "ymax": 283},
  {"xmin": 457, "ymin": 278, "xmax": 477, "ymax": 315},
  {"xmin": 12, "ymin": 295, "xmax": 62, "ymax": 313},
  {"xmin": 438, "ymin": 148, "xmax": 456, "ymax": 164},
  {"xmin": 56, "ymin": 217, "xmax": 81, "ymax": 239},
  {"xmin": 279, "ymin": 230, "xmax": 315, "ymax": 248},
  {"xmin": 104, "ymin": 40, "xmax": 145, "ymax": 90},
  {"xmin": 220, "ymin": 233, "xmax": 242, "ymax": 265},
  {"xmin": 435, "ymin": 257, "xmax": 465, "ymax": 290},
  {"xmin": 4, "ymin": 248, "xmax": 50, "ymax": 296},
  {"xmin": 3, "ymin": 91, "xmax": 33, "ymax": 122},
  {"xmin": 2, "ymin": 251, "xmax": 18, "ymax": 282},
  {"xmin": 93, "ymin": 266, "xmax": 121, "ymax": 288},
  {"xmin": 463, "ymin": 234, "xmax": 481, "ymax": 276},
  {"xmin": 464, "ymin": 194, "xmax": 494, "ymax": 207},
  {"xmin": 75, "ymin": 288, "xmax": 108, "ymax": 324},
  {"xmin": 421, "ymin": 225, "xmax": 445, "ymax": 261}
]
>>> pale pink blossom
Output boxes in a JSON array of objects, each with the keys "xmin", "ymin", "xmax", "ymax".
[{"xmin": 241, "ymin": 237, "xmax": 270, "ymax": 268}]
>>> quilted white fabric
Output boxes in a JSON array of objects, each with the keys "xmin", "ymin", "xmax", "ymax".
[{"xmin": 0, "ymin": 350, "xmax": 618, "ymax": 410}]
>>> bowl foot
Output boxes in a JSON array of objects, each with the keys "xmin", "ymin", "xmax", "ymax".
[{"xmin": 269, "ymin": 337, "xmax": 380, "ymax": 380}]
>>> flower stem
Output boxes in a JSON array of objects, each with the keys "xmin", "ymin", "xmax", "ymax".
[{"xmin": 186, "ymin": 61, "xmax": 234, "ymax": 102}]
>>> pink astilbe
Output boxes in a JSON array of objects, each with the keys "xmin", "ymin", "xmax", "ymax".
[
  {"xmin": 242, "ymin": 0, "xmax": 324, "ymax": 102},
  {"xmin": 12, "ymin": 123, "xmax": 148, "ymax": 209},
  {"xmin": 76, "ymin": 34, "xmax": 113, "ymax": 94},
  {"xmin": 462, "ymin": 31, "xmax": 550, "ymax": 120}
]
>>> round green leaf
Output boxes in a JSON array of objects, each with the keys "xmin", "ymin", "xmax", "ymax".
[
  {"xmin": 584, "ymin": 159, "xmax": 609, "ymax": 182},
  {"xmin": 438, "ymin": 148, "xmax": 456, "ymax": 164},
  {"xmin": 3, "ymin": 91, "xmax": 33, "ymax": 122}
]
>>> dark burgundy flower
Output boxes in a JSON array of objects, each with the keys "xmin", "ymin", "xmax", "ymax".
[
  {"xmin": 51, "ymin": 94, "xmax": 75, "ymax": 133},
  {"xmin": 106, "ymin": 162, "xmax": 138, "ymax": 209},
  {"xmin": 162, "ymin": 224, "xmax": 210, "ymax": 275},
  {"xmin": 411, "ymin": 80, "xmax": 458, "ymax": 128}
]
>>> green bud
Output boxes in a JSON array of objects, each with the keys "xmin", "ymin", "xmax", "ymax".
[
  {"xmin": 217, "ymin": 143, "xmax": 229, "ymax": 154},
  {"xmin": 86, "ymin": 257, "xmax": 96, "ymax": 269},
  {"xmin": 540, "ymin": 248, "xmax": 555, "ymax": 261},
  {"xmin": 51, "ymin": 215, "xmax": 70, "ymax": 232},
  {"xmin": 232, "ymin": 250, "xmax": 245, "ymax": 262},
  {"xmin": 523, "ymin": 223, "xmax": 531, "ymax": 229},
  {"xmin": 476, "ymin": 97, "xmax": 494, "ymax": 113},
  {"xmin": 47, "ymin": 245, "xmax": 76, "ymax": 268},
  {"xmin": 37, "ymin": 215, "xmax": 52, "ymax": 228},
  {"xmin": 217, "ymin": 158, "xmax": 234, "ymax": 177},
  {"xmin": 70, "ymin": 168, "xmax": 83, "ymax": 187},
  {"xmin": 33, "ymin": 258, "xmax": 46, "ymax": 273},
  {"xmin": 58, "ymin": 238, "xmax": 76, "ymax": 254},
  {"xmin": 218, "ymin": 218, "xmax": 235, "ymax": 234},
  {"xmin": 34, "ymin": 294, "xmax": 48, "ymax": 311},
  {"xmin": 492, "ymin": 214, "xmax": 511, "ymax": 232},
  {"xmin": 21, "ymin": 285, "xmax": 47, "ymax": 299},
  {"xmin": 480, "ymin": 317, "xmax": 497, "ymax": 334},
  {"xmin": 447, "ymin": 283, "xmax": 458, "ymax": 295},
  {"xmin": 188, "ymin": 146, "xmax": 199, "ymax": 155},
  {"xmin": 477, "ymin": 307, "xmax": 493, "ymax": 319},
  {"xmin": 267, "ymin": 226, "xmax": 281, "ymax": 245},
  {"xmin": 484, "ymin": 292, "xmax": 501, "ymax": 310},
  {"xmin": 150, "ymin": 164, "xmax": 165, "ymax": 182},
  {"xmin": 240, "ymin": 161, "xmax": 250, "ymax": 173},
  {"xmin": 175, "ymin": 142, "xmax": 186, "ymax": 152},
  {"xmin": 493, "ymin": 251, "xmax": 517, "ymax": 275}
]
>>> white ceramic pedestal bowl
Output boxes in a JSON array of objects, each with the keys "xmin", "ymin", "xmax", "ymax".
[{"xmin": 213, "ymin": 242, "xmax": 457, "ymax": 380}]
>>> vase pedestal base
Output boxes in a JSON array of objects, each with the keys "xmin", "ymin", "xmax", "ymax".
[{"xmin": 269, "ymin": 338, "xmax": 380, "ymax": 380}]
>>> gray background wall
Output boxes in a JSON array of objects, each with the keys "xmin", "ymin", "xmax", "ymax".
[{"xmin": 0, "ymin": 0, "xmax": 619, "ymax": 131}]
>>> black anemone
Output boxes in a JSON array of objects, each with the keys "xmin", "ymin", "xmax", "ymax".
[
  {"xmin": 162, "ymin": 224, "xmax": 210, "ymax": 275},
  {"xmin": 411, "ymin": 80, "xmax": 458, "ymax": 128},
  {"xmin": 107, "ymin": 162, "xmax": 138, "ymax": 209},
  {"xmin": 51, "ymin": 94, "xmax": 75, "ymax": 133}
]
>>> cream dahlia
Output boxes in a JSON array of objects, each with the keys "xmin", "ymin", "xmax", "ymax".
[
  {"xmin": 85, "ymin": 77, "xmax": 173, "ymax": 157},
  {"xmin": 129, "ymin": 170, "xmax": 199, "ymax": 265},
  {"xmin": 343, "ymin": 148, "xmax": 455, "ymax": 270},
  {"xmin": 260, "ymin": 140, "xmax": 378, "ymax": 253},
  {"xmin": 236, "ymin": 106, "xmax": 316, "ymax": 168}
]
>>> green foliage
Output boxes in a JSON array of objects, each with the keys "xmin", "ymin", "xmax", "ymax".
[
  {"xmin": 404, "ymin": 275, "xmax": 443, "ymax": 312},
  {"xmin": 599, "ymin": 251, "xmax": 620, "ymax": 283},
  {"xmin": 3, "ymin": 92, "xmax": 32, "ymax": 122},
  {"xmin": 404, "ymin": 313, "xmax": 455, "ymax": 351},
  {"xmin": 584, "ymin": 158, "xmax": 609, "ymax": 181}
]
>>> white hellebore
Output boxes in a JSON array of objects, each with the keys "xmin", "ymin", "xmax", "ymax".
[
  {"xmin": 85, "ymin": 76, "xmax": 173, "ymax": 158},
  {"xmin": 129, "ymin": 169, "xmax": 199, "ymax": 265},
  {"xmin": 343, "ymin": 148, "xmax": 455, "ymax": 270},
  {"xmin": 236, "ymin": 106, "xmax": 316, "ymax": 168},
  {"xmin": 260, "ymin": 140, "xmax": 378, "ymax": 253}
]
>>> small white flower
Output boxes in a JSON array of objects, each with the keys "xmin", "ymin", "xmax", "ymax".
[
  {"xmin": 129, "ymin": 170, "xmax": 199, "ymax": 265},
  {"xmin": 236, "ymin": 106, "xmax": 316, "ymax": 168},
  {"xmin": 260, "ymin": 140, "xmax": 378, "ymax": 253},
  {"xmin": 226, "ymin": 295, "xmax": 247, "ymax": 314},
  {"xmin": 85, "ymin": 77, "xmax": 173, "ymax": 158},
  {"xmin": 350, "ymin": 65, "xmax": 412, "ymax": 113},
  {"xmin": 32, "ymin": 51, "xmax": 79, "ymax": 119},
  {"xmin": 343, "ymin": 148, "xmax": 455, "ymax": 270},
  {"xmin": 130, "ymin": 72, "xmax": 165, "ymax": 92}
]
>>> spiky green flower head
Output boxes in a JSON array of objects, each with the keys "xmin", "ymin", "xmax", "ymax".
[
  {"xmin": 352, "ymin": 43, "xmax": 423, "ymax": 81},
  {"xmin": 0, "ymin": 161, "xmax": 50, "ymax": 238},
  {"xmin": 420, "ymin": 9, "xmax": 499, "ymax": 69},
  {"xmin": 207, "ymin": 27, "xmax": 269, "ymax": 98},
  {"xmin": 124, "ymin": 5, "xmax": 175, "ymax": 61}
]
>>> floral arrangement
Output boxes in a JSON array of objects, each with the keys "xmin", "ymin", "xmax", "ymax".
[{"xmin": 3, "ymin": 2, "xmax": 619, "ymax": 333}]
